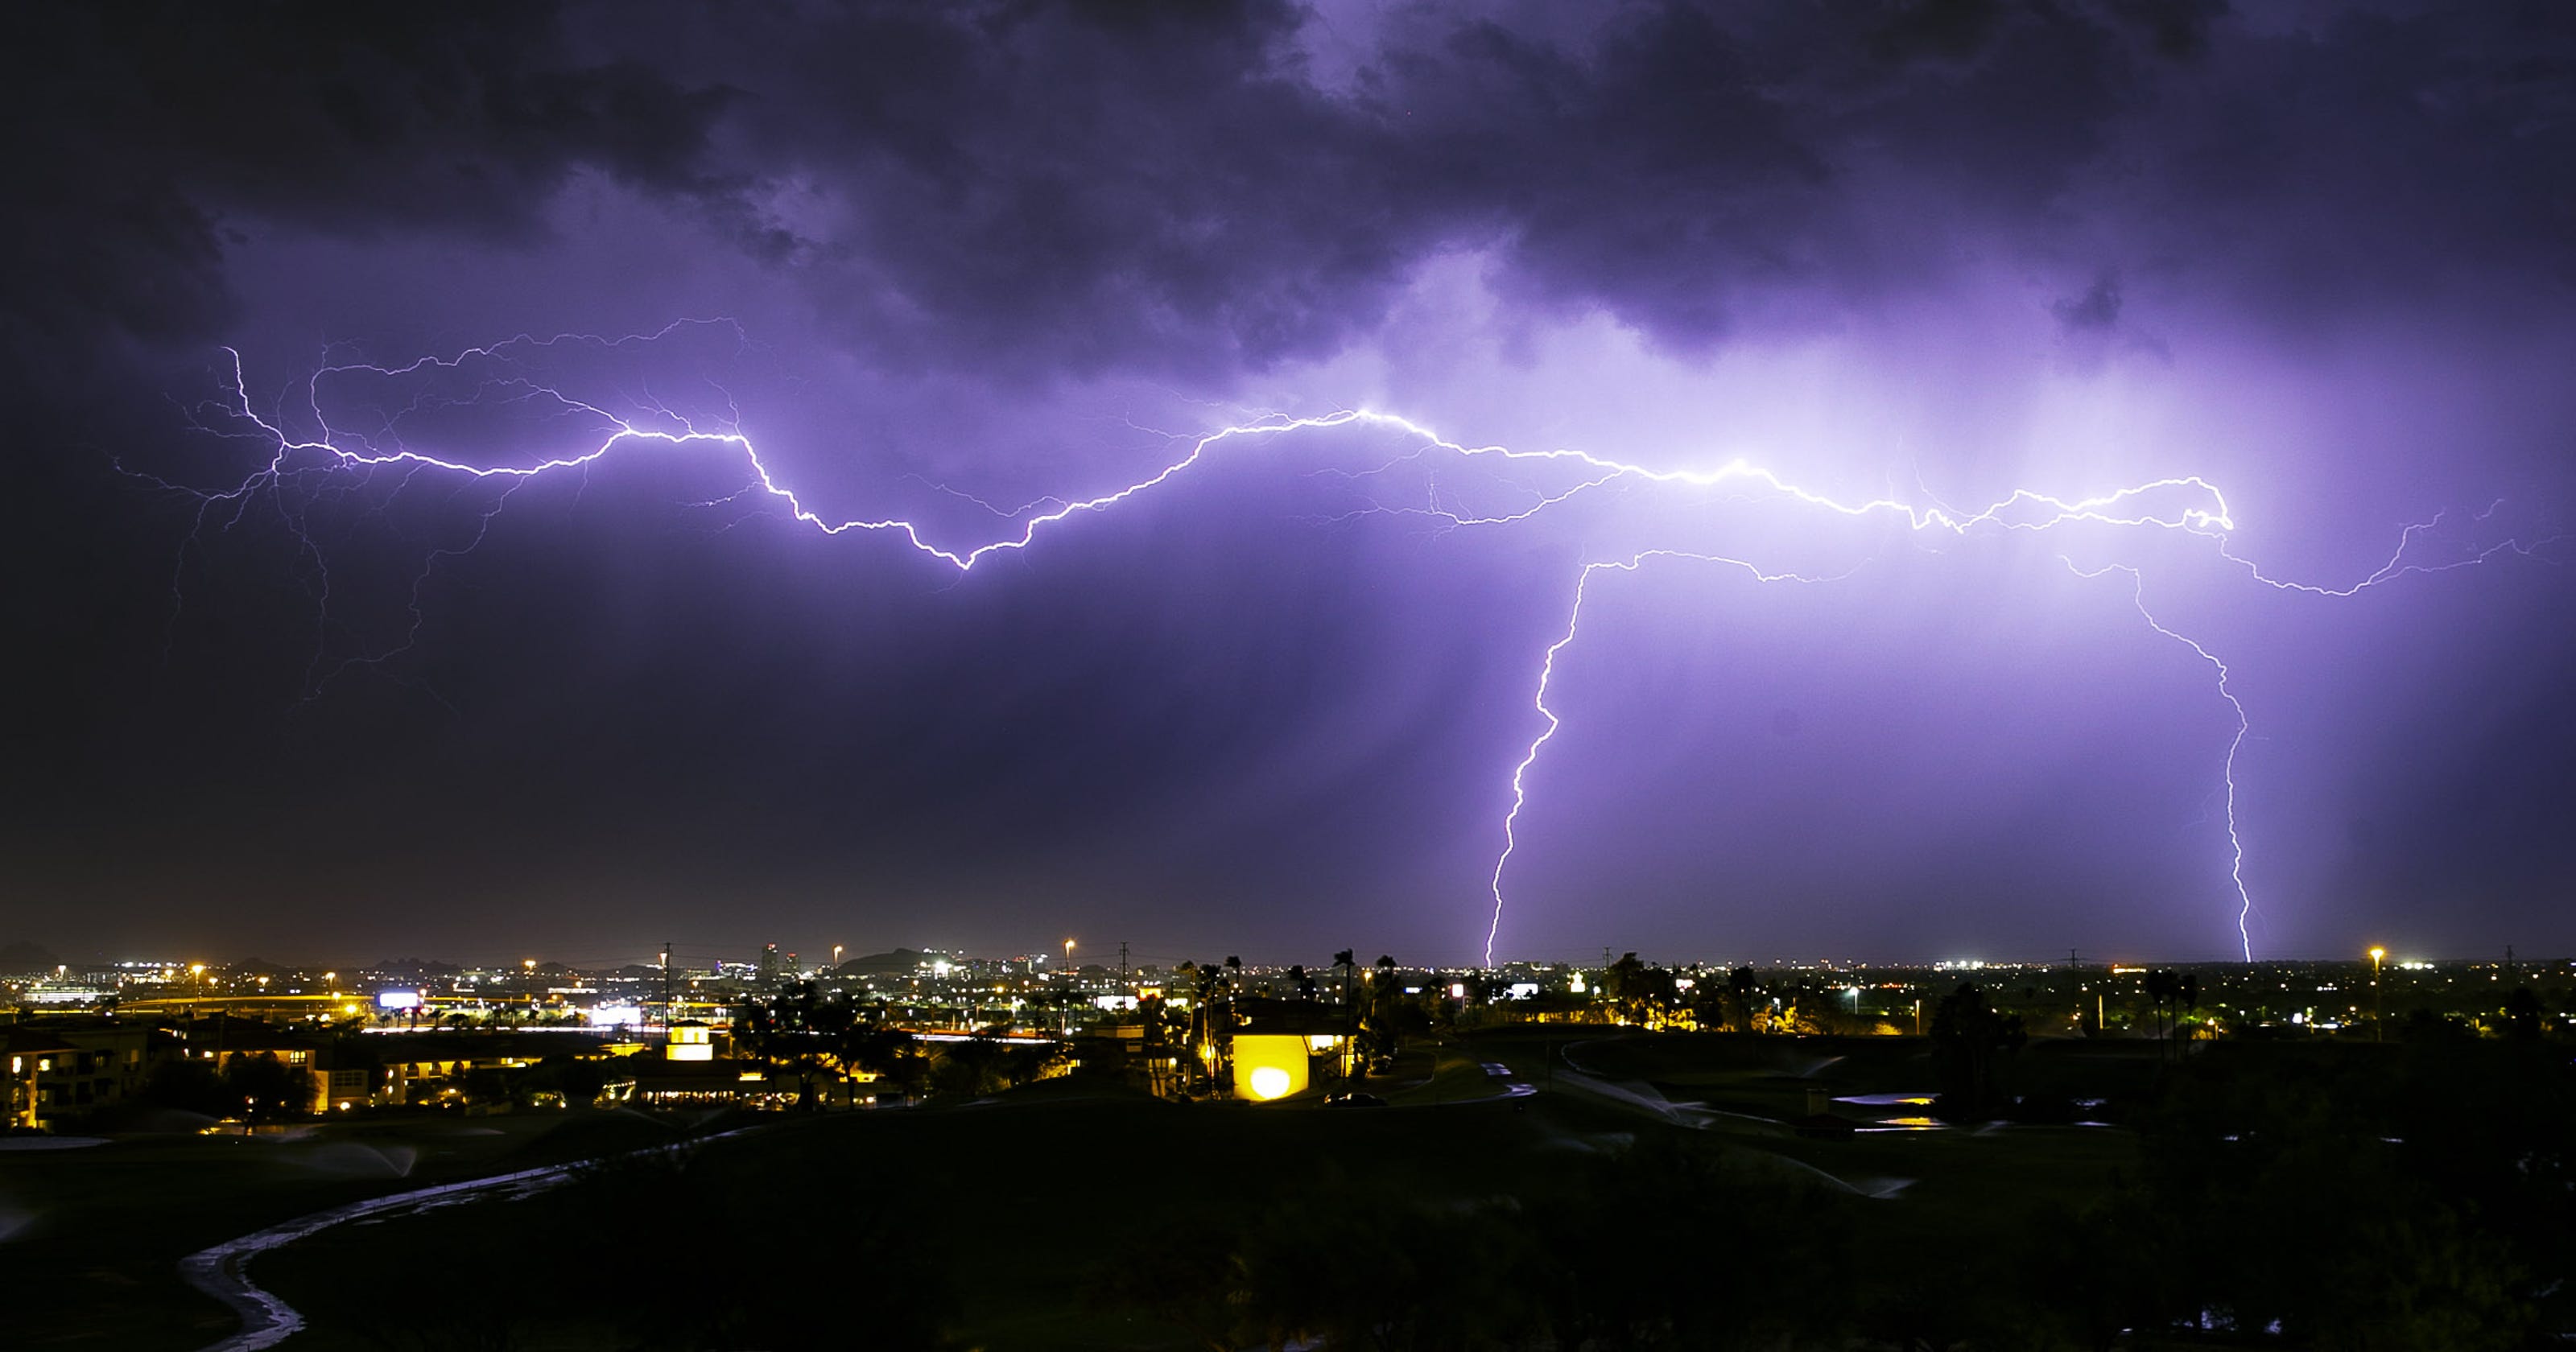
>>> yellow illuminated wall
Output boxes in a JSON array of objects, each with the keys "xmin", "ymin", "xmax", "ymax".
[{"xmin": 1232, "ymin": 1033, "xmax": 1311, "ymax": 1101}]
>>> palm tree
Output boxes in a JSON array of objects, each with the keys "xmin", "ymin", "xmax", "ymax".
[
  {"xmin": 1333, "ymin": 950, "xmax": 1357, "ymax": 1074},
  {"xmin": 1134, "ymin": 993, "xmax": 1183, "ymax": 1097},
  {"xmin": 2143, "ymin": 970, "xmax": 2178, "ymax": 1057},
  {"xmin": 1186, "ymin": 962, "xmax": 1232, "ymax": 1094}
]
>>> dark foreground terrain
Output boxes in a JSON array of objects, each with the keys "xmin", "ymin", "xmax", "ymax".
[{"xmin": 6, "ymin": 1027, "xmax": 2566, "ymax": 1350}]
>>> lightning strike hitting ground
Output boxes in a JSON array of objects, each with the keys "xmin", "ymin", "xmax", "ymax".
[
  {"xmin": 148, "ymin": 324, "xmax": 2563, "ymax": 964},
  {"xmin": 2062, "ymin": 560, "xmax": 2256, "ymax": 961},
  {"xmin": 1484, "ymin": 552, "xmax": 1852, "ymax": 967}
]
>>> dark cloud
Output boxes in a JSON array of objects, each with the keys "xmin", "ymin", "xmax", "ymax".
[
  {"xmin": 696, "ymin": 0, "xmax": 1430, "ymax": 377},
  {"xmin": 2119, "ymin": 6, "xmax": 2576, "ymax": 328},
  {"xmin": 12, "ymin": 2, "xmax": 2574, "ymax": 384},
  {"xmin": 2050, "ymin": 269, "xmax": 2168, "ymax": 367},
  {"xmin": 2054, "ymin": 274, "xmax": 2125, "ymax": 332},
  {"xmin": 0, "ymin": 1, "xmax": 730, "ymax": 379},
  {"xmin": 620, "ymin": 0, "xmax": 2574, "ymax": 370}
]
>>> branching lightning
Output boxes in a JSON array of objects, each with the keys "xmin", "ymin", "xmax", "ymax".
[
  {"xmin": 2063, "ymin": 560, "xmax": 2256, "ymax": 959},
  {"xmin": 145, "ymin": 324, "xmax": 2564, "ymax": 964},
  {"xmin": 1486, "ymin": 552, "xmax": 1853, "ymax": 967}
]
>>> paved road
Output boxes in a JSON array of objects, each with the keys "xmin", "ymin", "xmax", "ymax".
[{"xmin": 181, "ymin": 1160, "xmax": 584, "ymax": 1351}]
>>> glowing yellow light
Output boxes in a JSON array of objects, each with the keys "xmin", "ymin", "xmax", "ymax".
[
  {"xmin": 2368, "ymin": 947, "xmax": 2386, "ymax": 962},
  {"xmin": 1232, "ymin": 1034, "xmax": 1311, "ymax": 1102}
]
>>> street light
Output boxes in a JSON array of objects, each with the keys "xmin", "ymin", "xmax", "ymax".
[{"xmin": 2369, "ymin": 946, "xmax": 2387, "ymax": 1041}]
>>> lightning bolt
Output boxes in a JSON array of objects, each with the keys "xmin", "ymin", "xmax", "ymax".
[
  {"xmin": 1485, "ymin": 552, "xmax": 1852, "ymax": 967},
  {"xmin": 2062, "ymin": 560, "xmax": 2255, "ymax": 960},
  {"xmin": 143, "ymin": 324, "xmax": 2563, "ymax": 964}
]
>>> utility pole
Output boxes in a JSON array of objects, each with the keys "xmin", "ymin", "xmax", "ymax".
[
  {"xmin": 2069, "ymin": 949, "xmax": 2083, "ymax": 1034},
  {"xmin": 662, "ymin": 942, "xmax": 675, "ymax": 1034},
  {"xmin": 1118, "ymin": 942, "xmax": 1129, "ymax": 992}
]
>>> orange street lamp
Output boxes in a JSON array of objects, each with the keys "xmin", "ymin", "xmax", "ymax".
[{"xmin": 2369, "ymin": 947, "xmax": 2387, "ymax": 1041}]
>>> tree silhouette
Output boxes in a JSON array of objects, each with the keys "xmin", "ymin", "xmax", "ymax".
[
  {"xmin": 735, "ymin": 981, "xmax": 855, "ymax": 1109},
  {"xmin": 2144, "ymin": 969, "xmax": 2177, "ymax": 1054},
  {"xmin": 1929, "ymin": 983, "xmax": 2025, "ymax": 1119},
  {"xmin": 222, "ymin": 1052, "xmax": 313, "ymax": 1121},
  {"xmin": 837, "ymin": 1023, "xmax": 928, "ymax": 1100},
  {"xmin": 1184, "ymin": 962, "xmax": 1235, "ymax": 1094},
  {"xmin": 2503, "ymin": 986, "xmax": 2546, "ymax": 1040}
]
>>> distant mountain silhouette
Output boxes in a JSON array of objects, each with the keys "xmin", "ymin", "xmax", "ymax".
[
  {"xmin": 836, "ymin": 948, "xmax": 935, "ymax": 977},
  {"xmin": 371, "ymin": 958, "xmax": 462, "ymax": 977}
]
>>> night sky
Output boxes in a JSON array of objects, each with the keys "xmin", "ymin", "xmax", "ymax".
[{"xmin": 4, "ymin": 1, "xmax": 2571, "ymax": 968}]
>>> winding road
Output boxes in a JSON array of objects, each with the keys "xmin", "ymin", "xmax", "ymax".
[
  {"xmin": 180, "ymin": 1160, "xmax": 588, "ymax": 1351},
  {"xmin": 182, "ymin": 1124, "xmax": 760, "ymax": 1352}
]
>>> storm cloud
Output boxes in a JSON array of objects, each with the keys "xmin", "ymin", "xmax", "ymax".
[{"xmin": 2, "ymin": 1, "xmax": 2570, "ymax": 964}]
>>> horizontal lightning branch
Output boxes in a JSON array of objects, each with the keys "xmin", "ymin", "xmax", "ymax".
[{"xmin": 143, "ymin": 325, "xmax": 2564, "ymax": 964}]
